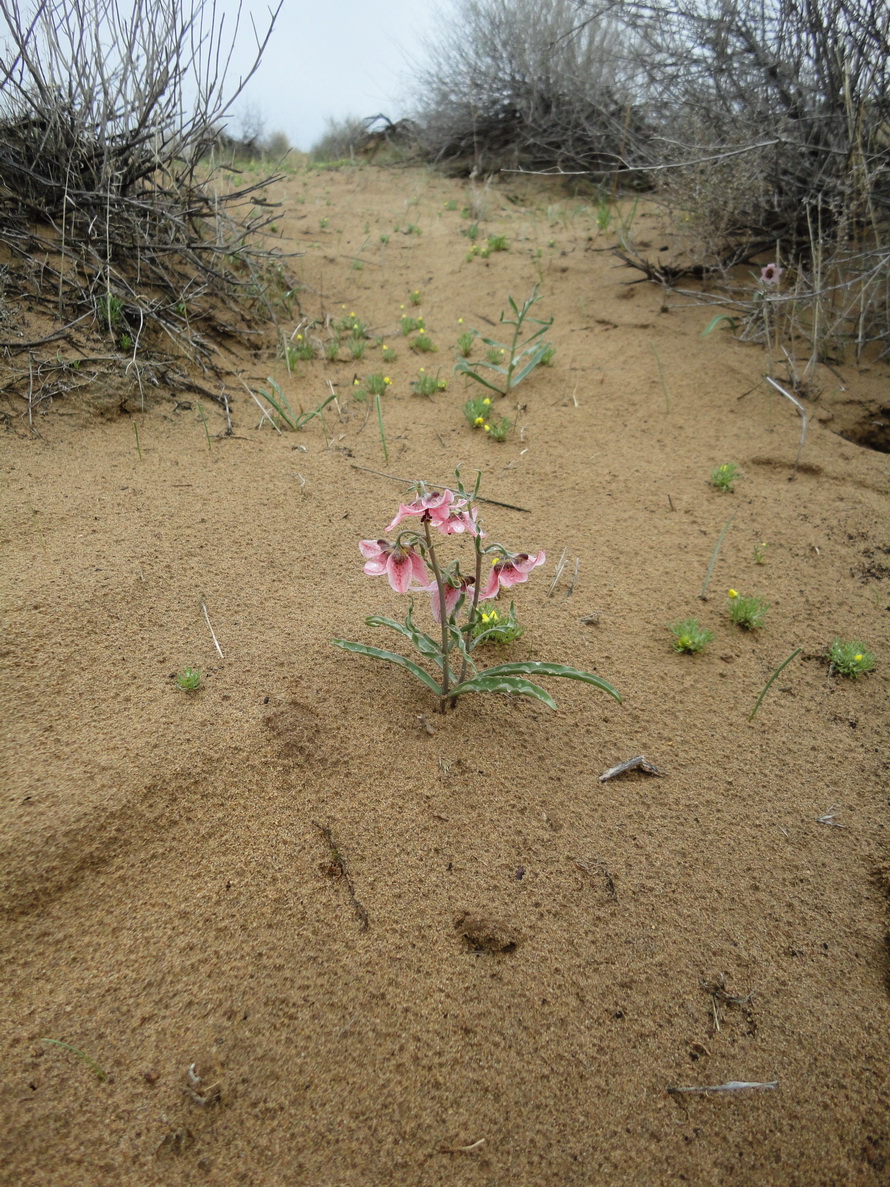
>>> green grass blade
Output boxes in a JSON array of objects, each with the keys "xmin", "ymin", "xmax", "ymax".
[
  {"xmin": 749, "ymin": 648, "xmax": 802, "ymax": 721},
  {"xmin": 332, "ymin": 638, "xmax": 442, "ymax": 693},
  {"xmin": 701, "ymin": 314, "xmax": 738, "ymax": 337},
  {"xmin": 450, "ymin": 673, "xmax": 558, "ymax": 709},
  {"xmin": 476, "ymin": 660, "xmax": 622, "ymax": 702},
  {"xmin": 258, "ymin": 378, "xmax": 298, "ymax": 429},
  {"xmin": 40, "ymin": 1039, "xmax": 107, "ymax": 1081},
  {"xmin": 296, "ymin": 390, "xmax": 338, "ymax": 429},
  {"xmin": 700, "ymin": 515, "xmax": 734, "ymax": 599}
]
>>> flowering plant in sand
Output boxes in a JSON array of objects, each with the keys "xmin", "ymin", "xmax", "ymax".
[{"xmin": 333, "ymin": 472, "xmax": 621, "ymax": 713}]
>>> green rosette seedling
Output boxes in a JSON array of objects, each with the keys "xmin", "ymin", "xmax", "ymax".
[
  {"xmin": 669, "ymin": 618, "xmax": 714, "ymax": 653},
  {"xmin": 333, "ymin": 472, "xmax": 621, "ymax": 714},
  {"xmin": 454, "ymin": 286, "xmax": 554, "ymax": 398},
  {"xmin": 711, "ymin": 463, "xmax": 738, "ymax": 492},
  {"xmin": 727, "ymin": 589, "xmax": 769, "ymax": 630},
  {"xmin": 828, "ymin": 639, "xmax": 876, "ymax": 679},
  {"xmin": 176, "ymin": 667, "xmax": 203, "ymax": 692}
]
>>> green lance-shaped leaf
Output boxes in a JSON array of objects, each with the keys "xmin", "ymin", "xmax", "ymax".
[
  {"xmin": 365, "ymin": 613, "xmax": 443, "ymax": 664},
  {"xmin": 332, "ymin": 639, "xmax": 442, "ymax": 694},
  {"xmin": 509, "ymin": 342, "xmax": 552, "ymax": 388},
  {"xmin": 473, "ymin": 661, "xmax": 622, "ymax": 703},
  {"xmin": 449, "ymin": 673, "xmax": 558, "ymax": 709}
]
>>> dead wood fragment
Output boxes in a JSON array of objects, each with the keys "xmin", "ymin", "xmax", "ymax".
[
  {"xmin": 598, "ymin": 755, "xmax": 664, "ymax": 783},
  {"xmin": 668, "ymin": 1080, "xmax": 778, "ymax": 1095}
]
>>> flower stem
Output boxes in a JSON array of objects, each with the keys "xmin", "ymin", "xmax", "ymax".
[
  {"xmin": 456, "ymin": 534, "xmax": 484, "ymax": 691},
  {"xmin": 423, "ymin": 519, "xmax": 450, "ymax": 709}
]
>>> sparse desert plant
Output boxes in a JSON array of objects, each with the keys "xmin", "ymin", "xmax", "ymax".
[
  {"xmin": 286, "ymin": 333, "xmax": 318, "ymax": 364},
  {"xmin": 411, "ymin": 369, "xmax": 447, "ymax": 396},
  {"xmin": 828, "ymin": 639, "xmax": 876, "ymax": 680},
  {"xmin": 752, "ymin": 542, "xmax": 768, "ymax": 565},
  {"xmin": 487, "ymin": 235, "xmax": 508, "ymax": 252},
  {"xmin": 333, "ymin": 472, "xmax": 622, "ymax": 713},
  {"xmin": 455, "ymin": 286, "xmax": 554, "ymax": 397},
  {"xmin": 456, "ymin": 331, "xmax": 476, "ymax": 357},
  {"xmin": 176, "ymin": 667, "xmax": 203, "ymax": 692},
  {"xmin": 669, "ymin": 618, "xmax": 714, "ymax": 653},
  {"xmin": 485, "ymin": 415, "xmax": 513, "ymax": 442},
  {"xmin": 464, "ymin": 395, "xmax": 493, "ymax": 426},
  {"xmin": 727, "ymin": 589, "xmax": 769, "ymax": 631},
  {"xmin": 401, "ymin": 314, "xmax": 425, "ymax": 335},
  {"xmin": 411, "ymin": 333, "xmax": 437, "ymax": 353},
  {"xmin": 366, "ymin": 374, "xmax": 392, "ymax": 397},
  {"xmin": 409, "ymin": 289, "xmax": 423, "ymax": 306},
  {"xmin": 711, "ymin": 463, "xmax": 739, "ymax": 492},
  {"xmin": 252, "ymin": 378, "xmax": 338, "ymax": 432}
]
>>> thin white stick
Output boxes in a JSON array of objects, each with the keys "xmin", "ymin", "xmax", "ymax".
[
  {"xmin": 670, "ymin": 1080, "xmax": 778, "ymax": 1094},
  {"xmin": 765, "ymin": 376, "xmax": 808, "ymax": 475},
  {"xmin": 201, "ymin": 598, "xmax": 224, "ymax": 659}
]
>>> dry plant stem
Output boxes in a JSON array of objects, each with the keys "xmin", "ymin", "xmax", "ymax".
[
  {"xmin": 313, "ymin": 821, "xmax": 369, "ymax": 932},
  {"xmin": 423, "ymin": 519, "xmax": 451, "ymax": 709},
  {"xmin": 349, "ymin": 464, "xmax": 531, "ymax": 512},
  {"xmin": 598, "ymin": 755, "xmax": 664, "ymax": 782}
]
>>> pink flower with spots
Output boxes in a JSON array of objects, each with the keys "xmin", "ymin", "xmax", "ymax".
[
  {"xmin": 427, "ymin": 576, "xmax": 474, "ymax": 622},
  {"xmin": 359, "ymin": 539, "xmax": 430, "ymax": 593},
  {"xmin": 480, "ymin": 551, "xmax": 546, "ymax": 600},
  {"xmin": 760, "ymin": 263, "xmax": 784, "ymax": 286},
  {"xmin": 386, "ymin": 489, "xmax": 455, "ymax": 533},
  {"xmin": 434, "ymin": 502, "xmax": 482, "ymax": 537}
]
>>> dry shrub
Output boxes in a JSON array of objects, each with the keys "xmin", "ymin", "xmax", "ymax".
[
  {"xmin": 0, "ymin": 0, "xmax": 290, "ymax": 425},
  {"xmin": 410, "ymin": 0, "xmax": 651, "ymax": 176}
]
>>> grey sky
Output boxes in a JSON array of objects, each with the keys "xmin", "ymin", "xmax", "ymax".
[{"xmin": 225, "ymin": 0, "xmax": 443, "ymax": 150}]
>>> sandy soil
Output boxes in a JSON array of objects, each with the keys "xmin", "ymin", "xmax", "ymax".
[{"xmin": 2, "ymin": 164, "xmax": 889, "ymax": 1186}]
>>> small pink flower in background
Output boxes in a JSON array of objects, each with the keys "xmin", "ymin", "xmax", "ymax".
[
  {"xmin": 760, "ymin": 263, "xmax": 783, "ymax": 286},
  {"xmin": 359, "ymin": 539, "xmax": 430, "ymax": 593},
  {"xmin": 480, "ymin": 550, "xmax": 546, "ymax": 599},
  {"xmin": 427, "ymin": 576, "xmax": 474, "ymax": 622},
  {"xmin": 386, "ymin": 489, "xmax": 455, "ymax": 533}
]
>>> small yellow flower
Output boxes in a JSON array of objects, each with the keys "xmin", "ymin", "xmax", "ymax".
[
  {"xmin": 296, "ymin": 333, "xmax": 303, "ymax": 341},
  {"xmin": 384, "ymin": 377, "xmax": 392, "ymax": 385},
  {"xmin": 458, "ymin": 317, "xmax": 463, "ymax": 324},
  {"xmin": 419, "ymin": 367, "xmax": 425, "ymax": 373},
  {"xmin": 482, "ymin": 397, "xmax": 491, "ymax": 405},
  {"xmin": 728, "ymin": 589, "xmax": 739, "ymax": 599},
  {"xmin": 400, "ymin": 304, "xmax": 405, "ymax": 310},
  {"xmin": 474, "ymin": 416, "xmax": 485, "ymax": 426},
  {"xmin": 353, "ymin": 379, "xmax": 360, "ymax": 386},
  {"xmin": 854, "ymin": 653, "xmax": 863, "ymax": 662},
  {"xmin": 484, "ymin": 424, "xmax": 491, "ymax": 432}
]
